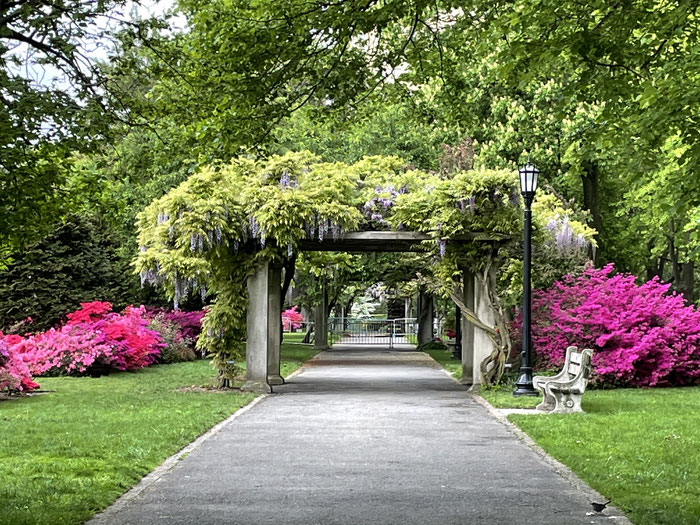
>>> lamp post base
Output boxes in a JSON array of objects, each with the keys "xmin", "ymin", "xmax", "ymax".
[{"xmin": 514, "ymin": 368, "xmax": 538, "ymax": 397}]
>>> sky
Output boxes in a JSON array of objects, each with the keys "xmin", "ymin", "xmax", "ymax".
[{"xmin": 7, "ymin": 0, "xmax": 184, "ymax": 90}]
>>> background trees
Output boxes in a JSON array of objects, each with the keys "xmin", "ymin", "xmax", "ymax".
[{"xmin": 1, "ymin": 0, "xmax": 698, "ymax": 331}]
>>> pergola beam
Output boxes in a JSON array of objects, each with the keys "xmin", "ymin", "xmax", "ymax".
[{"xmin": 299, "ymin": 231, "xmax": 506, "ymax": 253}]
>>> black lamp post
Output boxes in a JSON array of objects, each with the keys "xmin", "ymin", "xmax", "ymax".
[{"xmin": 514, "ymin": 163, "xmax": 539, "ymax": 397}]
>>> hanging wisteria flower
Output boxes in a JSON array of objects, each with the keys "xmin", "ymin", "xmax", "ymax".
[
  {"xmin": 280, "ymin": 170, "xmax": 291, "ymax": 188},
  {"xmin": 545, "ymin": 215, "xmax": 589, "ymax": 253},
  {"xmin": 250, "ymin": 216, "xmax": 259, "ymax": 238}
]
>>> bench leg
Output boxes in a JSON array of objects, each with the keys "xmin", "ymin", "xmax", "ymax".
[
  {"xmin": 549, "ymin": 387, "xmax": 584, "ymax": 414},
  {"xmin": 536, "ymin": 392, "xmax": 556, "ymax": 412},
  {"xmin": 535, "ymin": 382, "xmax": 556, "ymax": 412}
]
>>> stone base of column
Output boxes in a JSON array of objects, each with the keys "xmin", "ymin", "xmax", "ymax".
[
  {"xmin": 267, "ymin": 374, "xmax": 285, "ymax": 386},
  {"xmin": 458, "ymin": 376, "xmax": 473, "ymax": 386},
  {"xmin": 241, "ymin": 380, "xmax": 272, "ymax": 393}
]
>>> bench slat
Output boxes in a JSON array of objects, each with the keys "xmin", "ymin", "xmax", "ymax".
[
  {"xmin": 568, "ymin": 363, "xmax": 581, "ymax": 375},
  {"xmin": 570, "ymin": 353, "xmax": 582, "ymax": 364}
]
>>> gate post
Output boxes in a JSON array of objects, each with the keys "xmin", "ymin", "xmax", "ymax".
[
  {"xmin": 417, "ymin": 287, "xmax": 433, "ymax": 346},
  {"xmin": 243, "ymin": 261, "xmax": 274, "ymax": 393},
  {"xmin": 459, "ymin": 270, "xmax": 476, "ymax": 385},
  {"xmin": 314, "ymin": 280, "xmax": 328, "ymax": 350}
]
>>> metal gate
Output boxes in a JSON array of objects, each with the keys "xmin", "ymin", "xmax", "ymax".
[{"xmin": 328, "ymin": 317, "xmax": 417, "ymax": 348}]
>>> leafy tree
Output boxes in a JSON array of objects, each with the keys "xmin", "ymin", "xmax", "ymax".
[
  {"xmin": 0, "ymin": 216, "xmax": 139, "ymax": 332},
  {"xmin": 272, "ymin": 87, "xmax": 457, "ymax": 171},
  {"xmin": 0, "ymin": 0, "xmax": 163, "ymax": 248}
]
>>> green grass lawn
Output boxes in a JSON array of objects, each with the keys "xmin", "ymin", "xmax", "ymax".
[
  {"xmin": 423, "ymin": 348, "xmax": 463, "ymax": 378},
  {"xmin": 423, "ymin": 349, "xmax": 700, "ymax": 525},
  {"xmin": 0, "ymin": 343, "xmax": 317, "ymax": 525},
  {"xmin": 480, "ymin": 387, "xmax": 542, "ymax": 408},
  {"xmin": 282, "ymin": 331, "xmax": 306, "ymax": 344},
  {"xmin": 508, "ymin": 388, "xmax": 700, "ymax": 525}
]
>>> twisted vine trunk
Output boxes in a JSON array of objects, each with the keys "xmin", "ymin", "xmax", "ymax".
[{"xmin": 449, "ymin": 253, "xmax": 511, "ymax": 387}]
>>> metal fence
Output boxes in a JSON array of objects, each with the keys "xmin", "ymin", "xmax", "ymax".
[{"xmin": 328, "ymin": 317, "xmax": 417, "ymax": 348}]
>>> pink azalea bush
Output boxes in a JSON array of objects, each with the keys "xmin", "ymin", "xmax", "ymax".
[
  {"xmin": 282, "ymin": 306, "xmax": 304, "ymax": 331},
  {"xmin": 12, "ymin": 325, "xmax": 114, "ymax": 376},
  {"xmin": 0, "ymin": 337, "xmax": 39, "ymax": 392},
  {"xmin": 11, "ymin": 302, "xmax": 165, "ymax": 377},
  {"xmin": 513, "ymin": 265, "xmax": 700, "ymax": 387}
]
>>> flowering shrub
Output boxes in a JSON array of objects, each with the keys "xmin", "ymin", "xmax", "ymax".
[
  {"xmin": 12, "ymin": 302, "xmax": 165, "ymax": 377},
  {"xmin": 66, "ymin": 301, "xmax": 113, "ymax": 324},
  {"xmin": 90, "ymin": 305, "xmax": 165, "ymax": 370},
  {"xmin": 148, "ymin": 314, "xmax": 196, "ymax": 363},
  {"xmin": 147, "ymin": 308, "xmax": 205, "ymax": 342},
  {"xmin": 282, "ymin": 306, "xmax": 304, "ymax": 331},
  {"xmin": 0, "ymin": 337, "xmax": 39, "ymax": 392},
  {"xmin": 513, "ymin": 265, "xmax": 700, "ymax": 387}
]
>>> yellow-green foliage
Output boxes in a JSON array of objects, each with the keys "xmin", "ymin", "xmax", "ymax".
[{"xmin": 134, "ymin": 152, "xmax": 524, "ymax": 380}]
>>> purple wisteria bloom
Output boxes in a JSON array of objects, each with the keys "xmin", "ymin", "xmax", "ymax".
[
  {"xmin": 280, "ymin": 170, "xmax": 291, "ymax": 188},
  {"xmin": 439, "ymin": 240, "xmax": 446, "ymax": 258}
]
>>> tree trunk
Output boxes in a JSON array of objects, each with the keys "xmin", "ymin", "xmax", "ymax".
[
  {"xmin": 678, "ymin": 231, "xmax": 695, "ymax": 302},
  {"xmin": 280, "ymin": 255, "xmax": 297, "ymax": 343},
  {"xmin": 645, "ymin": 241, "xmax": 667, "ymax": 282},
  {"xmin": 679, "ymin": 260, "xmax": 695, "ymax": 303},
  {"xmin": 582, "ymin": 162, "xmax": 602, "ymax": 262}
]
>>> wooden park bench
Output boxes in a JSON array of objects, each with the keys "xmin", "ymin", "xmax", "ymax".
[{"xmin": 533, "ymin": 346, "xmax": 593, "ymax": 414}]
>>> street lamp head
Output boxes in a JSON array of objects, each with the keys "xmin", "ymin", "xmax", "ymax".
[{"xmin": 519, "ymin": 163, "xmax": 539, "ymax": 197}]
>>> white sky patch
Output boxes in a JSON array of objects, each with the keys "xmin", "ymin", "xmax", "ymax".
[{"xmin": 5, "ymin": 0, "xmax": 183, "ymax": 91}]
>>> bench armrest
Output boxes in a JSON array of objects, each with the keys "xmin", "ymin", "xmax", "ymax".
[{"xmin": 533, "ymin": 346, "xmax": 579, "ymax": 392}]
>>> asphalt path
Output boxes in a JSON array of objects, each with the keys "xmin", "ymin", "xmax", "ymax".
[{"xmin": 91, "ymin": 347, "xmax": 626, "ymax": 525}]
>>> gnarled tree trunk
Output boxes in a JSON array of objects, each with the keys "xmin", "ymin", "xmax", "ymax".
[{"xmin": 449, "ymin": 251, "xmax": 511, "ymax": 387}]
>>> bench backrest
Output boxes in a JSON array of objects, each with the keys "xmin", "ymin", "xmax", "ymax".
[{"xmin": 565, "ymin": 347, "xmax": 592, "ymax": 380}]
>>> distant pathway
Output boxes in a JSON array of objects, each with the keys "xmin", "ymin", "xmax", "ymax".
[{"xmin": 92, "ymin": 347, "xmax": 625, "ymax": 525}]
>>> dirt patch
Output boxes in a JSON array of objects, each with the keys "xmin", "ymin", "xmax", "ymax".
[
  {"xmin": 176, "ymin": 384, "xmax": 244, "ymax": 393},
  {"xmin": 0, "ymin": 390, "xmax": 53, "ymax": 401}
]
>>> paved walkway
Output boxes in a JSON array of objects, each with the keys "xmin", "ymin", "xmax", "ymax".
[{"xmin": 92, "ymin": 348, "xmax": 625, "ymax": 525}]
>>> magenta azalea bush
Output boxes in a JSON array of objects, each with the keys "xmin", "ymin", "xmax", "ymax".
[
  {"xmin": 0, "ymin": 303, "xmax": 207, "ymax": 387},
  {"xmin": 513, "ymin": 265, "xmax": 700, "ymax": 387},
  {"xmin": 282, "ymin": 306, "xmax": 304, "ymax": 331},
  {"xmin": 12, "ymin": 325, "xmax": 114, "ymax": 376},
  {"xmin": 0, "ymin": 337, "xmax": 39, "ymax": 392},
  {"xmin": 11, "ymin": 302, "xmax": 165, "ymax": 377}
]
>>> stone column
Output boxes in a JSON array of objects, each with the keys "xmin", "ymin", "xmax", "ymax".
[
  {"xmin": 267, "ymin": 263, "xmax": 284, "ymax": 386},
  {"xmin": 314, "ymin": 281, "xmax": 328, "ymax": 350},
  {"xmin": 243, "ymin": 261, "xmax": 273, "ymax": 393},
  {"xmin": 472, "ymin": 275, "xmax": 496, "ymax": 387},
  {"xmin": 417, "ymin": 287, "xmax": 434, "ymax": 346},
  {"xmin": 460, "ymin": 271, "xmax": 476, "ymax": 385}
]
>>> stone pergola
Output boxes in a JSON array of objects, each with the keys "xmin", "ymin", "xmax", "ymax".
[{"xmin": 242, "ymin": 231, "xmax": 499, "ymax": 393}]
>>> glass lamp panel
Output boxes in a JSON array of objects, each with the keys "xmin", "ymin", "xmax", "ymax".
[{"xmin": 519, "ymin": 164, "xmax": 539, "ymax": 193}]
